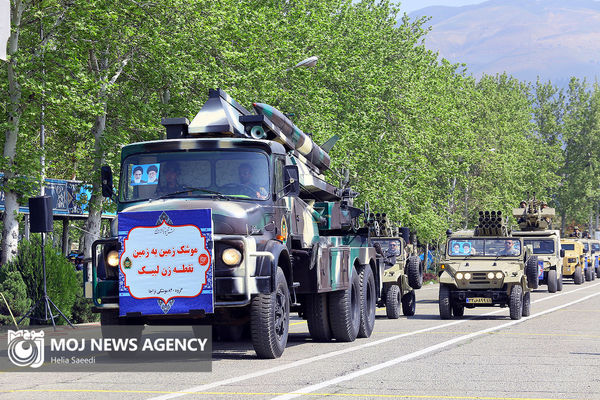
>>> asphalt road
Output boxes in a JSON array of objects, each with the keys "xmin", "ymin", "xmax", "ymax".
[{"xmin": 1, "ymin": 280, "xmax": 599, "ymax": 400}]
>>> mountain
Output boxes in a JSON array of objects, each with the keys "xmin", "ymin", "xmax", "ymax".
[{"xmin": 408, "ymin": 0, "xmax": 600, "ymax": 86}]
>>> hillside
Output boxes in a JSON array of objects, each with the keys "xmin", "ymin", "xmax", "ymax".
[{"xmin": 408, "ymin": 0, "xmax": 600, "ymax": 85}]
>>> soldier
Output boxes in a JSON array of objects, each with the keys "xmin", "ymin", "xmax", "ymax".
[
  {"xmin": 570, "ymin": 226, "xmax": 582, "ymax": 238},
  {"xmin": 497, "ymin": 239, "xmax": 519, "ymax": 256}
]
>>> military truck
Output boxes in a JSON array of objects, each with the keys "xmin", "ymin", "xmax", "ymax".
[
  {"xmin": 91, "ymin": 89, "xmax": 382, "ymax": 358},
  {"xmin": 366, "ymin": 213, "xmax": 423, "ymax": 318},
  {"xmin": 512, "ymin": 197, "xmax": 564, "ymax": 293},
  {"xmin": 574, "ymin": 238, "xmax": 596, "ymax": 282},
  {"xmin": 438, "ymin": 211, "xmax": 539, "ymax": 320},
  {"xmin": 560, "ymin": 239, "xmax": 584, "ymax": 284}
]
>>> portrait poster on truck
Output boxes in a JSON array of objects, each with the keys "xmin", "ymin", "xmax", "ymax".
[{"xmin": 118, "ymin": 209, "xmax": 213, "ymax": 316}]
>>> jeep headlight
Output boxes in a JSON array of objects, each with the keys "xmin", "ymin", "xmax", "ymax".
[
  {"xmin": 106, "ymin": 250, "xmax": 119, "ymax": 267},
  {"xmin": 464, "ymin": 272, "xmax": 472, "ymax": 280},
  {"xmin": 487, "ymin": 272, "xmax": 494, "ymax": 280},
  {"xmin": 222, "ymin": 248, "xmax": 242, "ymax": 266},
  {"xmin": 456, "ymin": 272, "xmax": 464, "ymax": 280},
  {"xmin": 495, "ymin": 272, "xmax": 504, "ymax": 279}
]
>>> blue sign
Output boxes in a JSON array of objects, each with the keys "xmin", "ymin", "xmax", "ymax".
[{"xmin": 118, "ymin": 209, "xmax": 213, "ymax": 316}]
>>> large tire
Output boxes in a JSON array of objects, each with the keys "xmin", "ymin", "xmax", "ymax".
[
  {"xmin": 584, "ymin": 267, "xmax": 592, "ymax": 282},
  {"xmin": 305, "ymin": 293, "xmax": 332, "ymax": 342},
  {"xmin": 596, "ymin": 267, "xmax": 600, "ymax": 279},
  {"xmin": 100, "ymin": 310, "xmax": 143, "ymax": 358},
  {"xmin": 526, "ymin": 256, "xmax": 539, "ymax": 289},
  {"xmin": 574, "ymin": 266, "xmax": 583, "ymax": 285},
  {"xmin": 557, "ymin": 271, "xmax": 563, "ymax": 291},
  {"xmin": 385, "ymin": 284, "xmax": 401, "ymax": 319},
  {"xmin": 522, "ymin": 291, "xmax": 531, "ymax": 317},
  {"xmin": 509, "ymin": 285, "xmax": 523, "ymax": 320},
  {"xmin": 547, "ymin": 269, "xmax": 557, "ymax": 293},
  {"xmin": 406, "ymin": 256, "xmax": 423, "ymax": 289},
  {"xmin": 439, "ymin": 284, "xmax": 452, "ymax": 320},
  {"xmin": 358, "ymin": 265, "xmax": 376, "ymax": 338},
  {"xmin": 250, "ymin": 267, "xmax": 290, "ymax": 359},
  {"xmin": 401, "ymin": 290, "xmax": 416, "ymax": 316},
  {"xmin": 328, "ymin": 266, "xmax": 361, "ymax": 342}
]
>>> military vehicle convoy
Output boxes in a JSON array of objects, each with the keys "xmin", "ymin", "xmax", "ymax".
[
  {"xmin": 91, "ymin": 89, "xmax": 385, "ymax": 358},
  {"xmin": 512, "ymin": 197, "xmax": 564, "ymax": 293},
  {"xmin": 367, "ymin": 213, "xmax": 423, "ymax": 318},
  {"xmin": 560, "ymin": 239, "xmax": 584, "ymax": 284},
  {"xmin": 573, "ymin": 238, "xmax": 596, "ymax": 282},
  {"xmin": 438, "ymin": 211, "xmax": 539, "ymax": 320}
]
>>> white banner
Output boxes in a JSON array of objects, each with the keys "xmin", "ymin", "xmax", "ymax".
[{"xmin": 0, "ymin": 0, "xmax": 9, "ymax": 61}]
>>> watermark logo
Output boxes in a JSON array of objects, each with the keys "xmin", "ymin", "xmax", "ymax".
[{"xmin": 7, "ymin": 330, "xmax": 45, "ymax": 368}]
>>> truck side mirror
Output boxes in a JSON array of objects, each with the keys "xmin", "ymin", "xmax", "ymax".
[
  {"xmin": 101, "ymin": 165, "xmax": 114, "ymax": 198},
  {"xmin": 560, "ymin": 248, "xmax": 565, "ymax": 257},
  {"xmin": 283, "ymin": 165, "xmax": 300, "ymax": 197}
]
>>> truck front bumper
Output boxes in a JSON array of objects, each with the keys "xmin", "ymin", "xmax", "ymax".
[{"xmin": 450, "ymin": 289, "xmax": 509, "ymax": 306}]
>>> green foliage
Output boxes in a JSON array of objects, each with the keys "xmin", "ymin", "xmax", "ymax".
[
  {"xmin": 70, "ymin": 272, "xmax": 99, "ymax": 324},
  {"xmin": 3, "ymin": 237, "xmax": 80, "ymax": 325},
  {"xmin": 0, "ymin": 270, "xmax": 31, "ymax": 327}
]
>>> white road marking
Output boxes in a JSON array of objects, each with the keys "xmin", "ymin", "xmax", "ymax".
[
  {"xmin": 147, "ymin": 282, "xmax": 600, "ymax": 400},
  {"xmin": 271, "ymin": 287, "xmax": 600, "ymax": 400}
]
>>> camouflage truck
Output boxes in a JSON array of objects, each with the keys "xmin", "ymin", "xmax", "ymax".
[
  {"xmin": 366, "ymin": 213, "xmax": 423, "ymax": 318},
  {"xmin": 91, "ymin": 89, "xmax": 382, "ymax": 358},
  {"xmin": 573, "ymin": 238, "xmax": 596, "ymax": 282},
  {"xmin": 438, "ymin": 211, "xmax": 539, "ymax": 320},
  {"xmin": 512, "ymin": 197, "xmax": 564, "ymax": 293},
  {"xmin": 560, "ymin": 239, "xmax": 584, "ymax": 284}
]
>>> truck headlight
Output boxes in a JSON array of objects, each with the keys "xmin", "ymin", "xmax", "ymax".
[
  {"xmin": 222, "ymin": 248, "xmax": 242, "ymax": 266},
  {"xmin": 495, "ymin": 272, "xmax": 504, "ymax": 280},
  {"xmin": 464, "ymin": 272, "xmax": 472, "ymax": 280},
  {"xmin": 106, "ymin": 250, "xmax": 119, "ymax": 267},
  {"xmin": 487, "ymin": 272, "xmax": 495, "ymax": 279},
  {"xmin": 456, "ymin": 272, "xmax": 464, "ymax": 280}
]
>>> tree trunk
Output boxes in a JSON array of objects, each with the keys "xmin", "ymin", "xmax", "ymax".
[
  {"xmin": 82, "ymin": 110, "xmax": 107, "ymax": 258},
  {"xmin": 1, "ymin": 0, "xmax": 24, "ymax": 265}
]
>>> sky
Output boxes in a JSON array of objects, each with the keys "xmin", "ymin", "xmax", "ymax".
[{"xmin": 396, "ymin": 0, "xmax": 486, "ymax": 14}]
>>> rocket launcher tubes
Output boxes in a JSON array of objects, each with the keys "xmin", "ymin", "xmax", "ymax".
[{"xmin": 253, "ymin": 103, "xmax": 331, "ymax": 171}]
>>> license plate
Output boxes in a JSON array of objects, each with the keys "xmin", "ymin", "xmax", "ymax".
[{"xmin": 466, "ymin": 297, "xmax": 492, "ymax": 304}]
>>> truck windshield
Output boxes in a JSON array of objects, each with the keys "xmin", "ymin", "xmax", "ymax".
[
  {"xmin": 583, "ymin": 242, "xmax": 589, "ymax": 252},
  {"xmin": 120, "ymin": 150, "xmax": 270, "ymax": 202},
  {"xmin": 448, "ymin": 238, "xmax": 521, "ymax": 257},
  {"xmin": 371, "ymin": 239, "xmax": 402, "ymax": 257},
  {"xmin": 524, "ymin": 239, "xmax": 555, "ymax": 255},
  {"xmin": 593, "ymin": 243, "xmax": 600, "ymax": 253},
  {"xmin": 561, "ymin": 243, "xmax": 575, "ymax": 250}
]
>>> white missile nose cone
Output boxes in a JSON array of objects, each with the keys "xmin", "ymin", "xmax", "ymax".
[{"xmin": 294, "ymin": 56, "xmax": 318, "ymax": 68}]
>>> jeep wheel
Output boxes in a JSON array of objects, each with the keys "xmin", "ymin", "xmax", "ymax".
[
  {"xmin": 509, "ymin": 285, "xmax": 523, "ymax": 320},
  {"xmin": 547, "ymin": 269, "xmax": 557, "ymax": 293},
  {"xmin": 452, "ymin": 303, "xmax": 464, "ymax": 318},
  {"xmin": 401, "ymin": 290, "xmax": 416, "ymax": 316},
  {"xmin": 596, "ymin": 267, "xmax": 600, "ymax": 279},
  {"xmin": 557, "ymin": 271, "xmax": 563, "ymax": 291},
  {"xmin": 522, "ymin": 291, "xmax": 531, "ymax": 317},
  {"xmin": 385, "ymin": 284, "xmax": 401, "ymax": 319},
  {"xmin": 574, "ymin": 266, "xmax": 583, "ymax": 284},
  {"xmin": 585, "ymin": 267, "xmax": 592, "ymax": 282},
  {"xmin": 305, "ymin": 293, "xmax": 332, "ymax": 342},
  {"xmin": 439, "ymin": 284, "xmax": 452, "ymax": 320},
  {"xmin": 328, "ymin": 265, "xmax": 361, "ymax": 342},
  {"xmin": 358, "ymin": 265, "xmax": 376, "ymax": 338},
  {"xmin": 525, "ymin": 256, "xmax": 539, "ymax": 289},
  {"xmin": 250, "ymin": 266, "xmax": 289, "ymax": 359},
  {"xmin": 407, "ymin": 256, "xmax": 423, "ymax": 289}
]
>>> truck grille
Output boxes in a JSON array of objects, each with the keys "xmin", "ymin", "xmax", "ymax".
[
  {"xmin": 568, "ymin": 258, "xmax": 576, "ymax": 263},
  {"xmin": 471, "ymin": 272, "xmax": 489, "ymax": 284}
]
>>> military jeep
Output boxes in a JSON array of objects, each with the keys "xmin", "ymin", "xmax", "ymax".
[
  {"xmin": 438, "ymin": 211, "xmax": 538, "ymax": 320},
  {"xmin": 561, "ymin": 239, "xmax": 584, "ymax": 284}
]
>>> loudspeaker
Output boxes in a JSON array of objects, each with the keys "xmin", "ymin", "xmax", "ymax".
[{"xmin": 29, "ymin": 196, "xmax": 53, "ymax": 233}]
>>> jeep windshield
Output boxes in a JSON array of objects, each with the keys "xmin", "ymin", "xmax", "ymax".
[
  {"xmin": 372, "ymin": 239, "xmax": 402, "ymax": 257},
  {"xmin": 524, "ymin": 239, "xmax": 555, "ymax": 255},
  {"xmin": 120, "ymin": 150, "xmax": 270, "ymax": 202},
  {"xmin": 448, "ymin": 238, "xmax": 521, "ymax": 257},
  {"xmin": 561, "ymin": 243, "xmax": 575, "ymax": 250}
]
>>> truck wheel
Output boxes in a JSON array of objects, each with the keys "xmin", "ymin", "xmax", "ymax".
[
  {"xmin": 328, "ymin": 265, "xmax": 361, "ymax": 342},
  {"xmin": 250, "ymin": 266, "xmax": 289, "ymax": 359},
  {"xmin": 385, "ymin": 284, "xmax": 401, "ymax": 319},
  {"xmin": 522, "ymin": 291, "xmax": 531, "ymax": 317},
  {"xmin": 557, "ymin": 271, "xmax": 563, "ymax": 291},
  {"xmin": 358, "ymin": 265, "xmax": 376, "ymax": 338},
  {"xmin": 306, "ymin": 293, "xmax": 332, "ymax": 342},
  {"xmin": 574, "ymin": 266, "xmax": 583, "ymax": 284},
  {"xmin": 584, "ymin": 267, "xmax": 591, "ymax": 282},
  {"xmin": 439, "ymin": 284, "xmax": 452, "ymax": 320},
  {"xmin": 407, "ymin": 256, "xmax": 423, "ymax": 289},
  {"xmin": 452, "ymin": 303, "xmax": 464, "ymax": 318},
  {"xmin": 525, "ymin": 256, "xmax": 539, "ymax": 289},
  {"xmin": 401, "ymin": 290, "xmax": 416, "ymax": 316},
  {"xmin": 596, "ymin": 267, "xmax": 600, "ymax": 279},
  {"xmin": 547, "ymin": 269, "xmax": 557, "ymax": 293},
  {"xmin": 509, "ymin": 285, "xmax": 523, "ymax": 320},
  {"xmin": 100, "ymin": 309, "xmax": 143, "ymax": 358}
]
